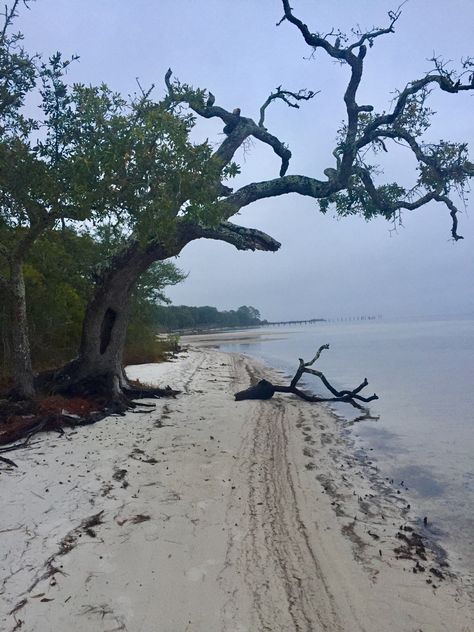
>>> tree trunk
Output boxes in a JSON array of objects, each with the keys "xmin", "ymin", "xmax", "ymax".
[
  {"xmin": 53, "ymin": 244, "xmax": 150, "ymax": 400},
  {"xmin": 9, "ymin": 260, "xmax": 35, "ymax": 399}
]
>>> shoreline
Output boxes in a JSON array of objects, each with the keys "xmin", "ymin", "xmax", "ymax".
[
  {"xmin": 187, "ymin": 328, "xmax": 474, "ymax": 580},
  {"xmin": 1, "ymin": 347, "xmax": 473, "ymax": 631}
]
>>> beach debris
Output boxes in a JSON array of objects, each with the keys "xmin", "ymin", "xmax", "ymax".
[
  {"xmin": 58, "ymin": 511, "xmax": 105, "ymax": 554},
  {"xmin": 429, "ymin": 567, "xmax": 445, "ymax": 580},
  {"xmin": 0, "ymin": 455, "xmax": 18, "ymax": 467},
  {"xmin": 235, "ymin": 344, "xmax": 378, "ymax": 411},
  {"xmin": 116, "ymin": 513, "xmax": 151, "ymax": 526},
  {"xmin": 112, "ymin": 468, "xmax": 128, "ymax": 482},
  {"xmin": 8, "ymin": 598, "xmax": 27, "ymax": 616},
  {"xmin": 130, "ymin": 513, "xmax": 151, "ymax": 524}
]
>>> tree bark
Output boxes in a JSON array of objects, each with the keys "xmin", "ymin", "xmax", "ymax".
[
  {"xmin": 51, "ymin": 241, "xmax": 156, "ymax": 400},
  {"xmin": 9, "ymin": 259, "xmax": 35, "ymax": 399}
]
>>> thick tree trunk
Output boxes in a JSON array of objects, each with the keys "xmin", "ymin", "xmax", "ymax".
[
  {"xmin": 9, "ymin": 260, "xmax": 35, "ymax": 399},
  {"xmin": 53, "ymin": 243, "xmax": 151, "ymax": 400}
]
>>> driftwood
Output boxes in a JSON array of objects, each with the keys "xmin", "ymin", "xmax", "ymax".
[{"xmin": 235, "ymin": 344, "xmax": 378, "ymax": 411}]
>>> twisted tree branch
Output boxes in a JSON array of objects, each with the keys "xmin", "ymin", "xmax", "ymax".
[
  {"xmin": 163, "ymin": 6, "xmax": 473, "ymax": 240},
  {"xmin": 433, "ymin": 194, "xmax": 464, "ymax": 241},
  {"xmin": 258, "ymin": 86, "xmax": 318, "ymax": 128},
  {"xmin": 189, "ymin": 220, "xmax": 281, "ymax": 252},
  {"xmin": 165, "ymin": 69, "xmax": 294, "ymax": 176}
]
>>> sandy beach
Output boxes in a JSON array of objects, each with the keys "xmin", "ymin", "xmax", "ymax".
[{"xmin": 1, "ymin": 346, "xmax": 473, "ymax": 632}]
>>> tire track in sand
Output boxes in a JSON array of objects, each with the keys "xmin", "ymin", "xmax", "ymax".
[{"xmin": 219, "ymin": 357, "xmax": 343, "ymax": 632}]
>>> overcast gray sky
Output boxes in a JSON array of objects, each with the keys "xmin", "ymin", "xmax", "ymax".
[{"xmin": 18, "ymin": 1, "xmax": 474, "ymax": 320}]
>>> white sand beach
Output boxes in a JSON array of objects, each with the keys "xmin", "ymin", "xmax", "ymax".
[{"xmin": 1, "ymin": 346, "xmax": 473, "ymax": 631}]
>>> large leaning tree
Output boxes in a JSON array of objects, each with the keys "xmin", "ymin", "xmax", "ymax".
[
  {"xmin": 3, "ymin": 1, "xmax": 473, "ymax": 404},
  {"xmin": 50, "ymin": 0, "xmax": 474, "ymax": 404}
]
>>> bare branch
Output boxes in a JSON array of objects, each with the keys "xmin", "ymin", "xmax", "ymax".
[
  {"xmin": 433, "ymin": 194, "xmax": 464, "ymax": 241},
  {"xmin": 362, "ymin": 73, "xmax": 474, "ymax": 140},
  {"xmin": 346, "ymin": 3, "xmax": 405, "ymax": 52},
  {"xmin": 258, "ymin": 86, "xmax": 318, "ymax": 128},
  {"xmin": 1, "ymin": 0, "xmax": 21, "ymax": 40},
  {"xmin": 190, "ymin": 220, "xmax": 281, "ymax": 252},
  {"xmin": 165, "ymin": 69, "xmax": 292, "ymax": 176},
  {"xmin": 280, "ymin": 0, "xmax": 346, "ymax": 60},
  {"xmin": 280, "ymin": 1, "xmax": 403, "ymax": 56},
  {"xmin": 222, "ymin": 174, "xmax": 333, "ymax": 217},
  {"xmin": 304, "ymin": 343, "xmax": 330, "ymax": 367}
]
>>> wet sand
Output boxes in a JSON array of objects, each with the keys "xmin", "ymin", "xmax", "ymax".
[{"xmin": 1, "ymin": 347, "xmax": 473, "ymax": 631}]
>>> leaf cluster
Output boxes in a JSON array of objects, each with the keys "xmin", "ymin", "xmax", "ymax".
[{"xmin": 319, "ymin": 174, "xmax": 405, "ymax": 220}]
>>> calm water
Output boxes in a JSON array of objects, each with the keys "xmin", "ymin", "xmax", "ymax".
[{"xmin": 220, "ymin": 317, "xmax": 474, "ymax": 576}]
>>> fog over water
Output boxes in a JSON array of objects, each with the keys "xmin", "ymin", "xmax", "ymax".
[{"xmin": 17, "ymin": 0, "xmax": 474, "ymax": 321}]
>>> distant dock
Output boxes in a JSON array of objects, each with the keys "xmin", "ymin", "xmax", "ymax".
[
  {"xmin": 263, "ymin": 318, "xmax": 326, "ymax": 327},
  {"xmin": 262, "ymin": 315, "xmax": 381, "ymax": 326}
]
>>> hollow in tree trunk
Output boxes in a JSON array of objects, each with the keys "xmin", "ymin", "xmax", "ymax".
[{"xmin": 49, "ymin": 256, "xmax": 142, "ymax": 402}]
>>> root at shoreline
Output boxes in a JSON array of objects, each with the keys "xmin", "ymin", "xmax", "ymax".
[{"xmin": 0, "ymin": 379, "xmax": 180, "ymax": 453}]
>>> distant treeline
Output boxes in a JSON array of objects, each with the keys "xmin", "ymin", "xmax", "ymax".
[{"xmin": 154, "ymin": 305, "xmax": 265, "ymax": 331}]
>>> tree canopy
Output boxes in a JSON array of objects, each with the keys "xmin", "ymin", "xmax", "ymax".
[{"xmin": 153, "ymin": 304, "xmax": 263, "ymax": 332}]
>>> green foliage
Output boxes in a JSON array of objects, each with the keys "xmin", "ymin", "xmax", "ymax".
[
  {"xmin": 0, "ymin": 5, "xmax": 36, "ymax": 137},
  {"xmin": 417, "ymin": 140, "xmax": 470, "ymax": 192},
  {"xmin": 0, "ymin": 228, "xmax": 185, "ymax": 372},
  {"xmin": 319, "ymin": 174, "xmax": 405, "ymax": 220},
  {"xmin": 0, "ymin": 5, "xmax": 239, "ymax": 380},
  {"xmin": 124, "ymin": 261, "xmax": 187, "ymax": 364},
  {"xmin": 1, "ymin": 17, "xmax": 236, "ymax": 258},
  {"xmin": 153, "ymin": 304, "xmax": 264, "ymax": 332}
]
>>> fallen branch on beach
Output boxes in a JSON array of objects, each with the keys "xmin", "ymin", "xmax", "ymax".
[{"xmin": 234, "ymin": 344, "xmax": 378, "ymax": 410}]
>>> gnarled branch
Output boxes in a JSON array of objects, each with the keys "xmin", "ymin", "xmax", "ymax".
[
  {"xmin": 258, "ymin": 86, "xmax": 318, "ymax": 128},
  {"xmin": 165, "ymin": 69, "xmax": 295, "ymax": 176},
  {"xmin": 189, "ymin": 220, "xmax": 281, "ymax": 252},
  {"xmin": 163, "ymin": 6, "xmax": 473, "ymax": 240}
]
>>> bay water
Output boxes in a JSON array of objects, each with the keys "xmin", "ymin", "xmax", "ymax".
[{"xmin": 219, "ymin": 317, "xmax": 474, "ymax": 576}]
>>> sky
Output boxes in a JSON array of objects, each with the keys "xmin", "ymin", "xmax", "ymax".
[{"xmin": 16, "ymin": 0, "xmax": 474, "ymax": 321}]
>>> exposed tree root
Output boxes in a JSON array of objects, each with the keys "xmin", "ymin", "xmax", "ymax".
[{"xmin": 0, "ymin": 367, "xmax": 180, "ymax": 450}]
